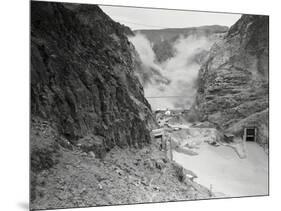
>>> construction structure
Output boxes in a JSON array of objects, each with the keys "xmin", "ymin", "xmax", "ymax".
[
  {"xmin": 152, "ymin": 125, "xmax": 174, "ymax": 161},
  {"xmin": 243, "ymin": 127, "xmax": 257, "ymax": 142}
]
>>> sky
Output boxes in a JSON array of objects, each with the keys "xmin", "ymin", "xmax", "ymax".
[{"xmin": 100, "ymin": 5, "xmax": 241, "ymax": 30}]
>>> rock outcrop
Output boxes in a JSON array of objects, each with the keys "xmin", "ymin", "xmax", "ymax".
[
  {"xmin": 194, "ymin": 15, "xmax": 269, "ymax": 146},
  {"xmin": 31, "ymin": 1, "xmax": 154, "ymax": 150}
]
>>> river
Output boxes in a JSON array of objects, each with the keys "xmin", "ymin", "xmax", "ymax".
[{"xmin": 173, "ymin": 141, "xmax": 268, "ymax": 197}]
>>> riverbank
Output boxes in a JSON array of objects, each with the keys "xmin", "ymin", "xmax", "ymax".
[{"xmin": 170, "ymin": 124, "xmax": 269, "ymax": 197}]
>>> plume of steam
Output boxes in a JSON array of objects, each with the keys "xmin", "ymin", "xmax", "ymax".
[{"xmin": 130, "ymin": 33, "xmax": 219, "ymax": 110}]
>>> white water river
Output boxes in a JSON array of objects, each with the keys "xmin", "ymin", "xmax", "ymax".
[{"xmin": 173, "ymin": 141, "xmax": 269, "ymax": 197}]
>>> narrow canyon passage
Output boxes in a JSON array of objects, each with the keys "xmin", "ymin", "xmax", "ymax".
[
  {"xmin": 137, "ymin": 14, "xmax": 269, "ymax": 198},
  {"xmin": 30, "ymin": 3, "xmax": 269, "ymax": 209}
]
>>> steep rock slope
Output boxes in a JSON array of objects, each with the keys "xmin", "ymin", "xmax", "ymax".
[
  {"xmin": 31, "ymin": 1, "xmax": 154, "ymax": 150},
  {"xmin": 30, "ymin": 120, "xmax": 211, "ymax": 210},
  {"xmin": 194, "ymin": 15, "xmax": 269, "ymax": 146}
]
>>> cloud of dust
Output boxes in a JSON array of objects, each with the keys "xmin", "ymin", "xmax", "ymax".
[
  {"xmin": 128, "ymin": 34, "xmax": 170, "ymax": 87},
  {"xmin": 130, "ymin": 33, "xmax": 216, "ymax": 110}
]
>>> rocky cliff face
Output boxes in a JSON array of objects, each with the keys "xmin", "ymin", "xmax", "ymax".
[
  {"xmin": 31, "ymin": 1, "xmax": 154, "ymax": 150},
  {"xmin": 194, "ymin": 15, "xmax": 269, "ymax": 146}
]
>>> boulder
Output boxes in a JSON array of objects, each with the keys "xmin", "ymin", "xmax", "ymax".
[
  {"xmin": 155, "ymin": 159, "xmax": 166, "ymax": 170},
  {"xmin": 78, "ymin": 136, "xmax": 106, "ymax": 159}
]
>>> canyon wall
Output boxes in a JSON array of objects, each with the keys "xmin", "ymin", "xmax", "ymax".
[
  {"xmin": 194, "ymin": 15, "xmax": 269, "ymax": 146},
  {"xmin": 31, "ymin": 1, "xmax": 154, "ymax": 149}
]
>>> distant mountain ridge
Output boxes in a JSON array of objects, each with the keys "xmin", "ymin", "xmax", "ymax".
[{"xmin": 135, "ymin": 25, "xmax": 228, "ymax": 45}]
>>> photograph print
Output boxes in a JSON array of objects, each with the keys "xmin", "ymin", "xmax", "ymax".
[{"xmin": 30, "ymin": 1, "xmax": 269, "ymax": 210}]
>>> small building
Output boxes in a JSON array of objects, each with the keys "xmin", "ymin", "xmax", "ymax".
[{"xmin": 243, "ymin": 127, "xmax": 257, "ymax": 142}]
